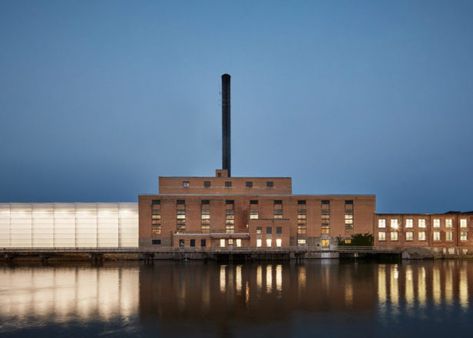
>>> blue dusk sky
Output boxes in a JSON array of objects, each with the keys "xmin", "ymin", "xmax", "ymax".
[{"xmin": 0, "ymin": 0, "xmax": 472, "ymax": 213}]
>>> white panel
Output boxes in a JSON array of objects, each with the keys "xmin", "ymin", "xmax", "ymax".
[{"xmin": 54, "ymin": 219, "xmax": 76, "ymax": 248}]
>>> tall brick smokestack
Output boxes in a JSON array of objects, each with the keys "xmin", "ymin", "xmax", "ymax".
[{"xmin": 222, "ymin": 74, "xmax": 231, "ymax": 177}]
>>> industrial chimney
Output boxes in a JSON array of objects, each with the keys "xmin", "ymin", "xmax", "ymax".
[{"xmin": 222, "ymin": 74, "xmax": 231, "ymax": 177}]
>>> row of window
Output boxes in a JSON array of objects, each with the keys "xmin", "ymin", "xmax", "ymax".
[
  {"xmin": 152, "ymin": 199, "xmax": 354, "ymax": 207},
  {"xmin": 182, "ymin": 181, "xmax": 275, "ymax": 189},
  {"xmin": 256, "ymin": 226, "xmax": 283, "ymax": 235},
  {"xmin": 378, "ymin": 230, "xmax": 468, "ymax": 242},
  {"xmin": 378, "ymin": 218, "xmax": 468, "ymax": 229}
]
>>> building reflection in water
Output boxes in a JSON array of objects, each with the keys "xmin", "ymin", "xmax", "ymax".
[
  {"xmin": 1, "ymin": 261, "xmax": 473, "ymax": 336},
  {"xmin": 0, "ymin": 265, "xmax": 139, "ymax": 327}
]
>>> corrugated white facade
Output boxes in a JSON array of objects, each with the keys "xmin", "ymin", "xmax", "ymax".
[{"xmin": 0, "ymin": 203, "xmax": 138, "ymax": 248}]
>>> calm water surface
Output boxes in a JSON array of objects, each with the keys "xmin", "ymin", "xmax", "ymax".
[{"xmin": 0, "ymin": 260, "xmax": 472, "ymax": 337}]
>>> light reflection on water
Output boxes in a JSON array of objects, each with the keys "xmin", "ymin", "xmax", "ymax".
[{"xmin": 0, "ymin": 261, "xmax": 472, "ymax": 337}]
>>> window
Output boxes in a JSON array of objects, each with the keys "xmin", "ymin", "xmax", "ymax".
[
  {"xmin": 204, "ymin": 181, "xmax": 211, "ymax": 188},
  {"xmin": 266, "ymin": 227, "xmax": 272, "ymax": 235},
  {"xmin": 225, "ymin": 200, "xmax": 235, "ymax": 233},
  {"xmin": 406, "ymin": 232, "xmax": 413, "ymax": 241},
  {"xmin": 245, "ymin": 181, "xmax": 253, "ymax": 188},
  {"xmin": 418, "ymin": 231, "xmax": 426, "ymax": 241},
  {"xmin": 266, "ymin": 239, "xmax": 272, "ymax": 247},
  {"xmin": 460, "ymin": 219, "xmax": 468, "ymax": 228},
  {"xmin": 433, "ymin": 231, "xmax": 441, "ymax": 241},
  {"xmin": 256, "ymin": 227, "xmax": 262, "ymax": 235},
  {"xmin": 378, "ymin": 232, "xmax": 386, "ymax": 241},
  {"xmin": 405, "ymin": 218, "xmax": 413, "ymax": 228},
  {"xmin": 179, "ymin": 239, "xmax": 185, "ymax": 248},
  {"xmin": 236, "ymin": 239, "xmax": 242, "ymax": 247},
  {"xmin": 418, "ymin": 219, "xmax": 426, "ymax": 228},
  {"xmin": 176, "ymin": 200, "xmax": 186, "ymax": 232},
  {"xmin": 344, "ymin": 200, "xmax": 354, "ymax": 229},
  {"xmin": 297, "ymin": 201, "xmax": 307, "ymax": 234},
  {"xmin": 321, "ymin": 227, "xmax": 330, "ymax": 234},
  {"xmin": 225, "ymin": 181, "xmax": 232, "ymax": 188},
  {"xmin": 446, "ymin": 219, "xmax": 453, "ymax": 228},
  {"xmin": 433, "ymin": 219, "xmax": 441, "ymax": 228},
  {"xmin": 390, "ymin": 219, "xmax": 399, "ymax": 230},
  {"xmin": 460, "ymin": 231, "xmax": 468, "ymax": 241},
  {"xmin": 273, "ymin": 200, "xmax": 283, "ymax": 219},
  {"xmin": 256, "ymin": 239, "xmax": 262, "ymax": 247},
  {"xmin": 446, "ymin": 231, "xmax": 453, "ymax": 241},
  {"xmin": 250, "ymin": 200, "xmax": 259, "ymax": 220},
  {"xmin": 390, "ymin": 231, "xmax": 398, "ymax": 241},
  {"xmin": 220, "ymin": 239, "xmax": 226, "ymax": 247},
  {"xmin": 201, "ymin": 239, "xmax": 206, "ymax": 247},
  {"xmin": 276, "ymin": 239, "xmax": 282, "ymax": 247},
  {"xmin": 298, "ymin": 200, "xmax": 306, "ymax": 205},
  {"xmin": 151, "ymin": 200, "xmax": 162, "ymax": 235},
  {"xmin": 201, "ymin": 200, "xmax": 211, "ymax": 232},
  {"xmin": 276, "ymin": 227, "xmax": 282, "ymax": 235},
  {"xmin": 266, "ymin": 181, "xmax": 274, "ymax": 188},
  {"xmin": 228, "ymin": 239, "xmax": 234, "ymax": 245},
  {"xmin": 378, "ymin": 219, "xmax": 386, "ymax": 228},
  {"xmin": 297, "ymin": 239, "xmax": 307, "ymax": 246},
  {"xmin": 321, "ymin": 239, "xmax": 330, "ymax": 248},
  {"xmin": 152, "ymin": 239, "xmax": 161, "ymax": 245},
  {"xmin": 190, "ymin": 239, "xmax": 196, "ymax": 247},
  {"xmin": 321, "ymin": 200, "xmax": 330, "ymax": 227},
  {"xmin": 182, "ymin": 181, "xmax": 190, "ymax": 188}
]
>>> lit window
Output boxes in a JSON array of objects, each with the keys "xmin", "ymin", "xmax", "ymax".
[
  {"xmin": 460, "ymin": 231, "xmax": 468, "ymax": 241},
  {"xmin": 390, "ymin": 231, "xmax": 398, "ymax": 241},
  {"xmin": 418, "ymin": 219, "xmax": 426, "ymax": 228},
  {"xmin": 460, "ymin": 219, "xmax": 468, "ymax": 228},
  {"xmin": 256, "ymin": 227, "xmax": 262, "ymax": 235},
  {"xmin": 378, "ymin": 219, "xmax": 386, "ymax": 228},
  {"xmin": 433, "ymin": 231, "xmax": 441, "ymax": 241},
  {"xmin": 433, "ymin": 219, "xmax": 441, "ymax": 228},
  {"xmin": 220, "ymin": 239, "xmax": 226, "ymax": 247},
  {"xmin": 256, "ymin": 239, "xmax": 262, "ymax": 247},
  {"xmin": 446, "ymin": 231, "xmax": 453, "ymax": 241},
  {"xmin": 182, "ymin": 181, "xmax": 190, "ymax": 188},
  {"xmin": 446, "ymin": 219, "xmax": 453, "ymax": 228},
  {"xmin": 418, "ymin": 231, "xmax": 426, "ymax": 241},
  {"xmin": 321, "ymin": 239, "xmax": 330, "ymax": 248},
  {"xmin": 266, "ymin": 239, "xmax": 272, "ymax": 247},
  {"xmin": 297, "ymin": 239, "xmax": 306, "ymax": 246},
  {"xmin": 405, "ymin": 219, "xmax": 413, "ymax": 228},
  {"xmin": 378, "ymin": 232, "xmax": 386, "ymax": 241},
  {"xmin": 276, "ymin": 239, "xmax": 282, "ymax": 247},
  {"xmin": 236, "ymin": 239, "xmax": 242, "ymax": 247},
  {"xmin": 228, "ymin": 239, "xmax": 234, "ymax": 245},
  {"xmin": 390, "ymin": 219, "xmax": 399, "ymax": 230},
  {"xmin": 406, "ymin": 232, "xmax": 413, "ymax": 241}
]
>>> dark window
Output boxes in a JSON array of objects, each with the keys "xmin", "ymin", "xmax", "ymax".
[
  {"xmin": 152, "ymin": 239, "xmax": 161, "ymax": 245},
  {"xmin": 225, "ymin": 200, "xmax": 234, "ymax": 205},
  {"xmin": 266, "ymin": 227, "xmax": 272, "ymax": 234},
  {"xmin": 201, "ymin": 200, "xmax": 210, "ymax": 205},
  {"xmin": 274, "ymin": 200, "xmax": 282, "ymax": 204},
  {"xmin": 276, "ymin": 227, "xmax": 282, "ymax": 234},
  {"xmin": 246, "ymin": 181, "xmax": 253, "ymax": 188},
  {"xmin": 266, "ymin": 181, "xmax": 274, "ymax": 188},
  {"xmin": 204, "ymin": 181, "xmax": 211, "ymax": 188},
  {"xmin": 177, "ymin": 200, "xmax": 185, "ymax": 205},
  {"xmin": 250, "ymin": 200, "xmax": 258, "ymax": 205},
  {"xmin": 345, "ymin": 200, "xmax": 354, "ymax": 205},
  {"xmin": 152, "ymin": 200, "xmax": 160, "ymax": 205},
  {"xmin": 225, "ymin": 181, "xmax": 232, "ymax": 188},
  {"xmin": 190, "ymin": 239, "xmax": 195, "ymax": 247},
  {"xmin": 321, "ymin": 200, "xmax": 330, "ymax": 205},
  {"xmin": 179, "ymin": 239, "xmax": 185, "ymax": 247},
  {"xmin": 182, "ymin": 181, "xmax": 190, "ymax": 188},
  {"xmin": 256, "ymin": 226, "xmax": 262, "ymax": 234},
  {"xmin": 201, "ymin": 239, "xmax": 206, "ymax": 247},
  {"xmin": 298, "ymin": 200, "xmax": 306, "ymax": 205}
]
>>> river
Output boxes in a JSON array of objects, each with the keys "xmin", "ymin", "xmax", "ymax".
[{"xmin": 0, "ymin": 260, "xmax": 472, "ymax": 337}]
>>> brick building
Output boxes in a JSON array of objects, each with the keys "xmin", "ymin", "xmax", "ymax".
[
  {"xmin": 138, "ymin": 169, "xmax": 375, "ymax": 249},
  {"xmin": 374, "ymin": 212, "xmax": 473, "ymax": 252}
]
